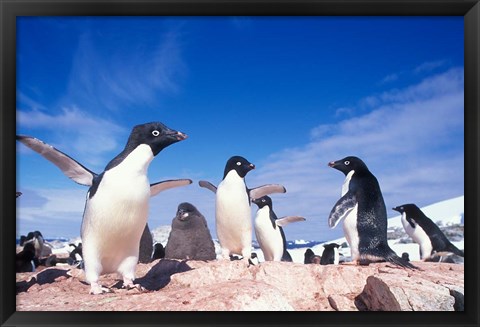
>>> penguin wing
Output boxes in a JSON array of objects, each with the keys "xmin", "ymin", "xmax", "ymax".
[
  {"xmin": 16, "ymin": 135, "xmax": 96, "ymax": 186},
  {"xmin": 328, "ymin": 192, "xmax": 357, "ymax": 228},
  {"xmin": 249, "ymin": 184, "xmax": 286, "ymax": 199},
  {"xmin": 150, "ymin": 179, "xmax": 193, "ymax": 197},
  {"xmin": 276, "ymin": 216, "xmax": 306, "ymax": 227},
  {"xmin": 198, "ymin": 180, "xmax": 217, "ymax": 193}
]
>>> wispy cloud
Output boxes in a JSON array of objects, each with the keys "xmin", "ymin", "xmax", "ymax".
[
  {"xmin": 65, "ymin": 23, "xmax": 187, "ymax": 112},
  {"xmin": 414, "ymin": 60, "xmax": 447, "ymax": 74},
  {"xmin": 249, "ymin": 67, "xmax": 464, "ymax": 241},
  {"xmin": 17, "ymin": 106, "xmax": 127, "ymax": 169}
]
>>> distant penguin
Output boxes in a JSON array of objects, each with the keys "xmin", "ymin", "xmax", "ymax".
[
  {"xmin": 392, "ymin": 204, "xmax": 464, "ymax": 259},
  {"xmin": 138, "ymin": 224, "xmax": 154, "ymax": 263},
  {"xmin": 320, "ymin": 243, "xmax": 340, "ymax": 265},
  {"xmin": 401, "ymin": 252, "xmax": 410, "ymax": 262},
  {"xmin": 327, "ymin": 156, "xmax": 416, "ymax": 269},
  {"xmin": 68, "ymin": 243, "xmax": 83, "ymax": 267},
  {"xmin": 21, "ymin": 231, "xmax": 45, "ymax": 259},
  {"xmin": 199, "ymin": 156, "xmax": 286, "ymax": 262},
  {"xmin": 16, "ymin": 242, "xmax": 36, "ymax": 273},
  {"xmin": 252, "ymin": 196, "xmax": 305, "ymax": 262},
  {"xmin": 304, "ymin": 248, "xmax": 321, "ymax": 264},
  {"xmin": 248, "ymin": 253, "xmax": 260, "ymax": 266},
  {"xmin": 16, "ymin": 192, "xmax": 22, "ymax": 198},
  {"xmin": 165, "ymin": 202, "xmax": 216, "ymax": 261},
  {"xmin": 151, "ymin": 243, "xmax": 165, "ymax": 261},
  {"xmin": 17, "ymin": 122, "xmax": 190, "ymax": 294}
]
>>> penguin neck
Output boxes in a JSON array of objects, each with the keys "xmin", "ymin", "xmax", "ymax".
[
  {"xmin": 108, "ymin": 144, "xmax": 154, "ymax": 176},
  {"xmin": 342, "ymin": 170, "xmax": 355, "ymax": 196},
  {"xmin": 223, "ymin": 170, "xmax": 245, "ymax": 185}
]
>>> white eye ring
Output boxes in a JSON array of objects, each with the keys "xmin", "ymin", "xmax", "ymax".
[
  {"xmin": 236, "ymin": 162, "xmax": 242, "ymax": 166},
  {"xmin": 152, "ymin": 130, "xmax": 160, "ymax": 136},
  {"xmin": 344, "ymin": 161, "xmax": 350, "ymax": 166},
  {"xmin": 262, "ymin": 199, "xmax": 266, "ymax": 202}
]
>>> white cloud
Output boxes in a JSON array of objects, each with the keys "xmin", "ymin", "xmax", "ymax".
[
  {"xmin": 17, "ymin": 106, "xmax": 127, "ymax": 169},
  {"xmin": 248, "ymin": 67, "xmax": 464, "ymax": 241},
  {"xmin": 66, "ymin": 24, "xmax": 186, "ymax": 112}
]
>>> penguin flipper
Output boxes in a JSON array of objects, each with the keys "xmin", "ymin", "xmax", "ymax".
[
  {"xmin": 17, "ymin": 135, "xmax": 96, "ymax": 186},
  {"xmin": 328, "ymin": 192, "xmax": 357, "ymax": 228},
  {"xmin": 150, "ymin": 179, "xmax": 192, "ymax": 197},
  {"xmin": 198, "ymin": 180, "xmax": 217, "ymax": 193},
  {"xmin": 276, "ymin": 216, "xmax": 306, "ymax": 227},
  {"xmin": 383, "ymin": 252, "xmax": 419, "ymax": 270},
  {"xmin": 249, "ymin": 184, "xmax": 286, "ymax": 199}
]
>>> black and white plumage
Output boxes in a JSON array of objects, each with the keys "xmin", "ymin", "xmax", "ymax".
[
  {"xmin": 304, "ymin": 249, "xmax": 321, "ymax": 264},
  {"xmin": 392, "ymin": 204, "xmax": 464, "ymax": 259},
  {"xmin": 252, "ymin": 196, "xmax": 305, "ymax": 262},
  {"xmin": 199, "ymin": 156, "xmax": 286, "ymax": 261},
  {"xmin": 151, "ymin": 243, "xmax": 165, "ymax": 261},
  {"xmin": 16, "ymin": 242, "xmax": 36, "ymax": 273},
  {"xmin": 319, "ymin": 243, "xmax": 340, "ymax": 265},
  {"xmin": 17, "ymin": 122, "xmax": 191, "ymax": 294},
  {"xmin": 328, "ymin": 156, "xmax": 416, "ymax": 269},
  {"xmin": 164, "ymin": 202, "xmax": 216, "ymax": 261}
]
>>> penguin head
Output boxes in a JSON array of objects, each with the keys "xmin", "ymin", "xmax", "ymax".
[
  {"xmin": 323, "ymin": 243, "xmax": 340, "ymax": 249},
  {"xmin": 252, "ymin": 195, "xmax": 272, "ymax": 209},
  {"xmin": 126, "ymin": 122, "xmax": 187, "ymax": 156},
  {"xmin": 223, "ymin": 156, "xmax": 255, "ymax": 178},
  {"xmin": 392, "ymin": 204, "xmax": 420, "ymax": 228},
  {"xmin": 175, "ymin": 202, "xmax": 198, "ymax": 221},
  {"xmin": 392, "ymin": 203, "xmax": 421, "ymax": 215},
  {"xmin": 328, "ymin": 156, "xmax": 368, "ymax": 175}
]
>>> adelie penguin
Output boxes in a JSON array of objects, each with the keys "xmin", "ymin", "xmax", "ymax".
[
  {"xmin": 198, "ymin": 156, "xmax": 286, "ymax": 262},
  {"xmin": 252, "ymin": 196, "xmax": 305, "ymax": 262},
  {"xmin": 320, "ymin": 243, "xmax": 340, "ymax": 265},
  {"xmin": 17, "ymin": 122, "xmax": 191, "ymax": 294},
  {"xmin": 327, "ymin": 156, "xmax": 417, "ymax": 269},
  {"xmin": 392, "ymin": 203, "xmax": 464, "ymax": 260}
]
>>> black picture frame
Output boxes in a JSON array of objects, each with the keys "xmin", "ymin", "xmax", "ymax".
[{"xmin": 2, "ymin": 0, "xmax": 478, "ymax": 326}]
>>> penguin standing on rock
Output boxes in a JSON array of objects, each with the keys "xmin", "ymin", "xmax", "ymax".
[
  {"xmin": 199, "ymin": 156, "xmax": 286, "ymax": 262},
  {"xmin": 327, "ymin": 156, "xmax": 417, "ymax": 269},
  {"xmin": 320, "ymin": 243, "xmax": 340, "ymax": 265},
  {"xmin": 252, "ymin": 196, "xmax": 305, "ymax": 262},
  {"xmin": 392, "ymin": 203, "xmax": 464, "ymax": 259},
  {"xmin": 17, "ymin": 122, "xmax": 191, "ymax": 294},
  {"xmin": 164, "ymin": 202, "xmax": 216, "ymax": 261}
]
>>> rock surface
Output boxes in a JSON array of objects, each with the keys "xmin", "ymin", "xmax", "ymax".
[{"xmin": 16, "ymin": 260, "xmax": 463, "ymax": 311}]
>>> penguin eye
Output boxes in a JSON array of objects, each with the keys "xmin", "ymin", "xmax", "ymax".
[
  {"xmin": 344, "ymin": 161, "xmax": 350, "ymax": 166},
  {"xmin": 152, "ymin": 130, "xmax": 160, "ymax": 137},
  {"xmin": 236, "ymin": 161, "xmax": 242, "ymax": 166},
  {"xmin": 262, "ymin": 199, "xmax": 266, "ymax": 202}
]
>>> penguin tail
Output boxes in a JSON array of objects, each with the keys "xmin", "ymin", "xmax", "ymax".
[
  {"xmin": 447, "ymin": 244, "xmax": 464, "ymax": 257},
  {"xmin": 384, "ymin": 253, "xmax": 419, "ymax": 270}
]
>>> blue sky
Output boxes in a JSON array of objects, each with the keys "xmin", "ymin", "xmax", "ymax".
[{"xmin": 16, "ymin": 16, "xmax": 464, "ymax": 241}]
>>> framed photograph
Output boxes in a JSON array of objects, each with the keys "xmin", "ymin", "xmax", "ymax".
[{"xmin": 3, "ymin": 0, "xmax": 478, "ymax": 326}]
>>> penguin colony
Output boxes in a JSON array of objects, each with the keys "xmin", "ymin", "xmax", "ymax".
[{"xmin": 17, "ymin": 122, "xmax": 463, "ymax": 293}]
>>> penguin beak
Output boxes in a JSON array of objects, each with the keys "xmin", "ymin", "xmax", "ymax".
[
  {"xmin": 392, "ymin": 207, "xmax": 400, "ymax": 212},
  {"xmin": 328, "ymin": 161, "xmax": 336, "ymax": 168},
  {"xmin": 171, "ymin": 131, "xmax": 188, "ymax": 141},
  {"xmin": 249, "ymin": 163, "xmax": 255, "ymax": 170}
]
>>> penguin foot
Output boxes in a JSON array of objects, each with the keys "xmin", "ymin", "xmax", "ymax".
[
  {"xmin": 89, "ymin": 282, "xmax": 114, "ymax": 295},
  {"xmin": 122, "ymin": 283, "xmax": 146, "ymax": 292}
]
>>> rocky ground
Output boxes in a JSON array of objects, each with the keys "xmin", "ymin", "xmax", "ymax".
[{"xmin": 16, "ymin": 259, "xmax": 463, "ymax": 311}]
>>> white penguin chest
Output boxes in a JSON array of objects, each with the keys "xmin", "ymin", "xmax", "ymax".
[
  {"xmin": 215, "ymin": 171, "xmax": 252, "ymax": 251},
  {"xmin": 401, "ymin": 213, "xmax": 432, "ymax": 259},
  {"xmin": 342, "ymin": 204, "xmax": 359, "ymax": 260},
  {"xmin": 254, "ymin": 207, "xmax": 283, "ymax": 261},
  {"xmin": 82, "ymin": 145, "xmax": 153, "ymax": 243},
  {"xmin": 342, "ymin": 170, "xmax": 355, "ymax": 196}
]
